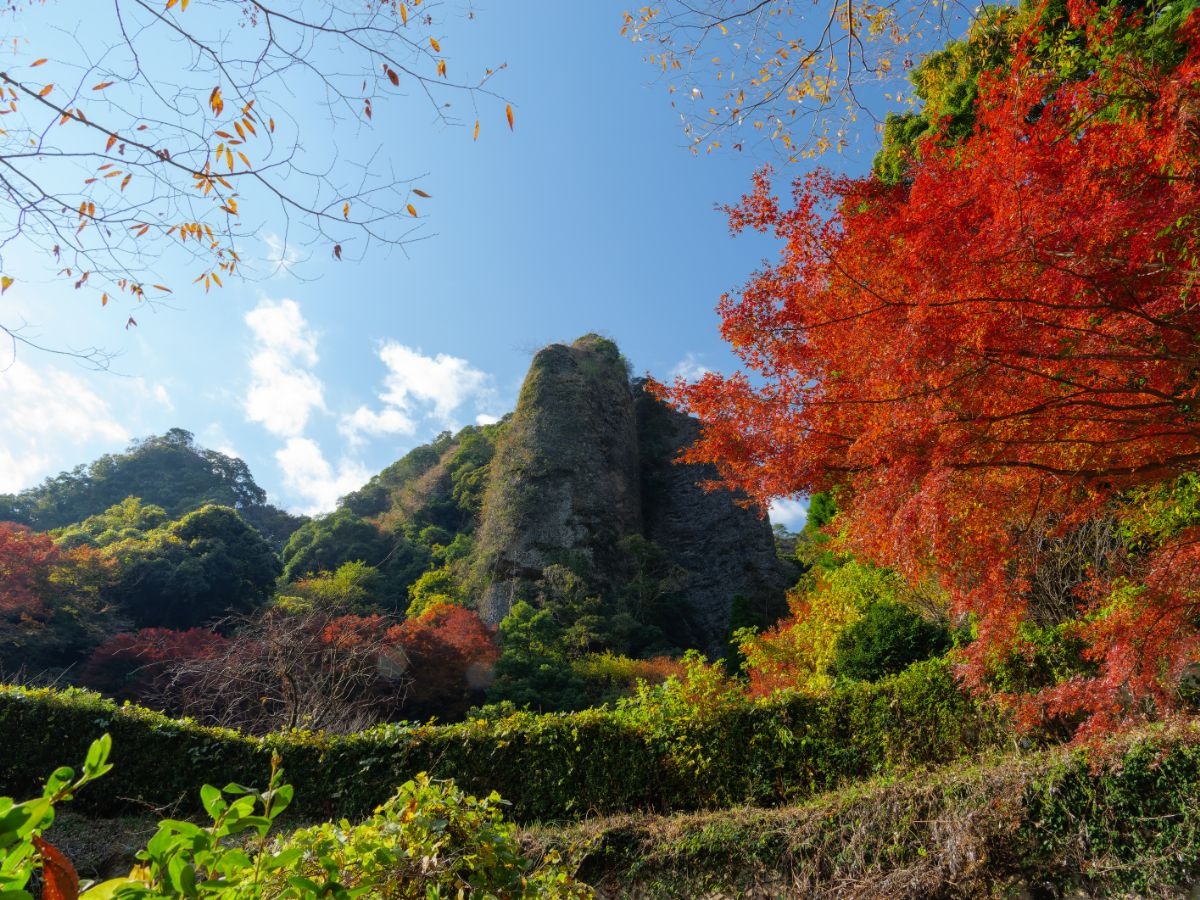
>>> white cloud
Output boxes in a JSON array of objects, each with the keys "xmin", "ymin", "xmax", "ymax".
[
  {"xmin": 262, "ymin": 233, "xmax": 302, "ymax": 276},
  {"xmin": 0, "ymin": 361, "xmax": 129, "ymax": 492},
  {"xmin": 670, "ymin": 353, "xmax": 711, "ymax": 382},
  {"xmin": 243, "ymin": 299, "xmax": 325, "ymax": 437},
  {"xmin": 152, "ymin": 384, "xmax": 173, "ymax": 410},
  {"xmin": 769, "ymin": 497, "xmax": 809, "ymax": 532},
  {"xmin": 276, "ymin": 437, "xmax": 370, "ymax": 515},
  {"xmin": 200, "ymin": 423, "xmax": 239, "ymax": 460},
  {"xmin": 340, "ymin": 405, "xmax": 417, "ymax": 440},
  {"xmin": 340, "ymin": 342, "xmax": 493, "ymax": 443},
  {"xmin": 475, "ymin": 413, "xmax": 500, "ymax": 426}
]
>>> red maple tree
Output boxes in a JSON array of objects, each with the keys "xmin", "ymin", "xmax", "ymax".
[
  {"xmin": 0, "ymin": 523, "xmax": 60, "ymax": 621},
  {"xmin": 391, "ymin": 605, "xmax": 499, "ymax": 721},
  {"xmin": 80, "ymin": 627, "xmax": 227, "ymax": 702},
  {"xmin": 668, "ymin": 3, "xmax": 1200, "ymax": 735}
]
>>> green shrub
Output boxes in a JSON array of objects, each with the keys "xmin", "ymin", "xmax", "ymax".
[
  {"xmin": 0, "ymin": 658, "xmax": 1002, "ymax": 824},
  {"xmin": 1, "ymin": 735, "xmax": 589, "ymax": 898},
  {"xmin": 829, "ymin": 601, "xmax": 951, "ymax": 682}
]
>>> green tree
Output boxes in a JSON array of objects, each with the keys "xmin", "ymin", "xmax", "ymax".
[
  {"xmin": 52, "ymin": 496, "xmax": 168, "ymax": 550},
  {"xmin": 106, "ymin": 504, "xmax": 280, "ymax": 629},
  {"xmin": 281, "ymin": 510, "xmax": 429, "ymax": 611},
  {"xmin": 406, "ymin": 566, "xmax": 466, "ymax": 619},
  {"xmin": 488, "ymin": 601, "xmax": 587, "ymax": 712},
  {"xmin": 0, "ymin": 429, "xmax": 303, "ymax": 547},
  {"xmin": 280, "ymin": 561, "xmax": 384, "ymax": 615},
  {"xmin": 830, "ymin": 601, "xmax": 951, "ymax": 682}
]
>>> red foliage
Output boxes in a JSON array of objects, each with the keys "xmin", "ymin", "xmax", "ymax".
[
  {"xmin": 390, "ymin": 605, "xmax": 499, "ymax": 721},
  {"xmin": 320, "ymin": 614, "xmax": 390, "ymax": 649},
  {"xmin": 0, "ymin": 523, "xmax": 59, "ymax": 621},
  {"xmin": 667, "ymin": 5, "xmax": 1200, "ymax": 735},
  {"xmin": 79, "ymin": 627, "xmax": 226, "ymax": 702}
]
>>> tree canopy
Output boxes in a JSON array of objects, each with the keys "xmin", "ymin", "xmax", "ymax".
[
  {"xmin": 0, "ymin": 0, "xmax": 513, "ymax": 363},
  {"xmin": 622, "ymin": 0, "xmax": 976, "ymax": 158},
  {"xmin": 667, "ymin": 0, "xmax": 1200, "ymax": 734}
]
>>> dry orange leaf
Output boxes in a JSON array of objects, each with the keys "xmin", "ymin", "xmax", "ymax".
[
  {"xmin": 407, "ymin": 203, "xmax": 418, "ymax": 217},
  {"xmin": 1, "ymin": 276, "xmax": 12, "ymax": 293},
  {"xmin": 31, "ymin": 58, "xmax": 47, "ymax": 67},
  {"xmin": 413, "ymin": 188, "xmax": 431, "ymax": 198},
  {"xmin": 506, "ymin": 104, "xmax": 514, "ymax": 130},
  {"xmin": 38, "ymin": 83, "xmax": 53, "ymax": 97},
  {"xmin": 92, "ymin": 81, "xmax": 113, "ymax": 91},
  {"xmin": 430, "ymin": 37, "xmax": 440, "ymax": 52},
  {"xmin": 473, "ymin": 119, "xmax": 480, "ymax": 141}
]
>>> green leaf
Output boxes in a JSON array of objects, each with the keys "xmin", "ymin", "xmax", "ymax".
[
  {"xmin": 83, "ymin": 734, "xmax": 112, "ymax": 777},
  {"xmin": 199, "ymin": 785, "xmax": 225, "ymax": 820}
]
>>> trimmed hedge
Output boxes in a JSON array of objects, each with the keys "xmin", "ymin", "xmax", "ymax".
[{"xmin": 0, "ymin": 659, "xmax": 1003, "ymax": 823}]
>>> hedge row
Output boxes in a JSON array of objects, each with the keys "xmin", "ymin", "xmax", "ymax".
[{"xmin": 0, "ymin": 659, "xmax": 1004, "ymax": 824}]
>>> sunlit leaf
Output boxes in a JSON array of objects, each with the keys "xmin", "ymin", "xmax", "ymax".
[{"xmin": 506, "ymin": 103, "xmax": 514, "ymax": 130}]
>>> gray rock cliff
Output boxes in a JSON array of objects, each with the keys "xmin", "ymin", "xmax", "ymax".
[{"xmin": 473, "ymin": 334, "xmax": 784, "ymax": 655}]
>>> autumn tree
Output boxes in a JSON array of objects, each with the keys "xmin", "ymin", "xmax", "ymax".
[
  {"xmin": 0, "ymin": 1, "xmax": 512, "ymax": 363},
  {"xmin": 391, "ymin": 603, "xmax": 498, "ymax": 721},
  {"xmin": 78, "ymin": 626, "xmax": 226, "ymax": 704},
  {"xmin": 621, "ymin": 0, "xmax": 977, "ymax": 158},
  {"xmin": 667, "ymin": 0, "xmax": 1200, "ymax": 735},
  {"xmin": 0, "ymin": 522, "xmax": 114, "ymax": 673}
]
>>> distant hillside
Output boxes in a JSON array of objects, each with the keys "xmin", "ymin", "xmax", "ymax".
[{"xmin": 0, "ymin": 428, "xmax": 304, "ymax": 547}]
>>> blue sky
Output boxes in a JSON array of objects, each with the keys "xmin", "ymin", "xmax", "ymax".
[{"xmin": 0, "ymin": 2, "xmax": 961, "ymax": 528}]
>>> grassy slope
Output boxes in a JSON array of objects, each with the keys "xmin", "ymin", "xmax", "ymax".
[{"xmin": 522, "ymin": 724, "xmax": 1200, "ymax": 899}]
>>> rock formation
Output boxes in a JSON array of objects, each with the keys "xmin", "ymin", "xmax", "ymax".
[{"xmin": 474, "ymin": 334, "xmax": 784, "ymax": 655}]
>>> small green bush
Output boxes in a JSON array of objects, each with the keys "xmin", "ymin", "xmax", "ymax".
[{"xmin": 829, "ymin": 601, "xmax": 951, "ymax": 682}]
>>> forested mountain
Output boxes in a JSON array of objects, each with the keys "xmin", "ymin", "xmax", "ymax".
[{"xmin": 0, "ymin": 428, "xmax": 304, "ymax": 547}]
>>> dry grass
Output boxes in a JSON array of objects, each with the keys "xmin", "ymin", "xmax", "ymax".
[{"xmin": 522, "ymin": 732, "xmax": 1200, "ymax": 899}]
